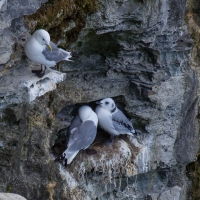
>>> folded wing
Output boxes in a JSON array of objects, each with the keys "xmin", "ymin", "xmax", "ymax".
[
  {"xmin": 112, "ymin": 109, "xmax": 135, "ymax": 135},
  {"xmin": 42, "ymin": 41, "xmax": 71, "ymax": 62}
]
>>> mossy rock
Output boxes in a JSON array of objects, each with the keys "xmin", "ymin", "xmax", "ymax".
[{"xmin": 23, "ymin": 0, "xmax": 98, "ymax": 47}]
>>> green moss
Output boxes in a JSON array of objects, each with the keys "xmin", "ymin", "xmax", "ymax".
[
  {"xmin": 186, "ymin": 153, "xmax": 200, "ymax": 199},
  {"xmin": 23, "ymin": 0, "xmax": 98, "ymax": 47},
  {"xmin": 27, "ymin": 112, "xmax": 43, "ymax": 131},
  {"xmin": 34, "ymin": 24, "xmax": 45, "ymax": 31},
  {"xmin": 48, "ymin": 93, "xmax": 54, "ymax": 108},
  {"xmin": 75, "ymin": 0, "xmax": 98, "ymax": 13},
  {"xmin": 45, "ymin": 0, "xmax": 55, "ymax": 5},
  {"xmin": 5, "ymin": 184, "xmax": 11, "ymax": 192}
]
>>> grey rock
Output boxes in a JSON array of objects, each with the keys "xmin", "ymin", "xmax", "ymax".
[
  {"xmin": 0, "ymin": 0, "xmax": 47, "ymax": 65},
  {"xmin": 0, "ymin": 67, "xmax": 66, "ymax": 110},
  {"xmin": 157, "ymin": 186, "xmax": 181, "ymax": 200},
  {"xmin": 0, "ymin": 35, "xmax": 15, "ymax": 64},
  {"xmin": 0, "ymin": 0, "xmax": 7, "ymax": 12},
  {"xmin": 0, "ymin": 0, "xmax": 198, "ymax": 200},
  {"xmin": 0, "ymin": 0, "xmax": 47, "ymax": 34}
]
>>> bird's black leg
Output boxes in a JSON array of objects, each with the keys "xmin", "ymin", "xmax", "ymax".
[
  {"xmin": 103, "ymin": 135, "xmax": 114, "ymax": 146},
  {"xmin": 41, "ymin": 66, "xmax": 46, "ymax": 75},
  {"xmin": 56, "ymin": 64, "xmax": 60, "ymax": 71},
  {"xmin": 33, "ymin": 66, "xmax": 46, "ymax": 78},
  {"xmin": 32, "ymin": 65, "xmax": 43, "ymax": 74},
  {"xmin": 64, "ymin": 159, "xmax": 68, "ymax": 167}
]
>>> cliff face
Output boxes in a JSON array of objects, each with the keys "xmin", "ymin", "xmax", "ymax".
[{"xmin": 0, "ymin": 0, "xmax": 199, "ymax": 199}]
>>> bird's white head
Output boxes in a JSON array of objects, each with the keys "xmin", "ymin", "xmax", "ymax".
[
  {"xmin": 78, "ymin": 105, "xmax": 93, "ymax": 122},
  {"xmin": 97, "ymin": 98, "xmax": 116, "ymax": 112},
  {"xmin": 33, "ymin": 29, "xmax": 52, "ymax": 51}
]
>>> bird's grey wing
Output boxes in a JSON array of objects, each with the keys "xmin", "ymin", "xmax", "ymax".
[
  {"xmin": 112, "ymin": 109, "xmax": 134, "ymax": 134},
  {"xmin": 64, "ymin": 115, "xmax": 82, "ymax": 149},
  {"xmin": 42, "ymin": 41, "xmax": 71, "ymax": 62},
  {"xmin": 67, "ymin": 120, "xmax": 97, "ymax": 153},
  {"xmin": 69, "ymin": 115, "xmax": 82, "ymax": 134}
]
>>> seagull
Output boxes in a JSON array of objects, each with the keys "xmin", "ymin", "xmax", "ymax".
[
  {"xmin": 95, "ymin": 98, "xmax": 135, "ymax": 145},
  {"xmin": 24, "ymin": 29, "xmax": 73, "ymax": 77},
  {"xmin": 55, "ymin": 105, "xmax": 98, "ymax": 166}
]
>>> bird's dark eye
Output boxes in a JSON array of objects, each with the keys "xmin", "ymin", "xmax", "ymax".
[
  {"xmin": 105, "ymin": 102, "xmax": 109, "ymax": 105},
  {"xmin": 43, "ymin": 38, "xmax": 45, "ymax": 41}
]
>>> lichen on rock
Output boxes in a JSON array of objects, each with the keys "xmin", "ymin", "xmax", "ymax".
[
  {"xmin": 185, "ymin": 1, "xmax": 200, "ymax": 198},
  {"xmin": 23, "ymin": 0, "xmax": 98, "ymax": 47}
]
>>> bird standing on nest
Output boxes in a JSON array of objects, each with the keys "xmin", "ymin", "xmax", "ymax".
[
  {"xmin": 25, "ymin": 29, "xmax": 76, "ymax": 78},
  {"xmin": 55, "ymin": 105, "xmax": 98, "ymax": 166},
  {"xmin": 95, "ymin": 98, "xmax": 136, "ymax": 145}
]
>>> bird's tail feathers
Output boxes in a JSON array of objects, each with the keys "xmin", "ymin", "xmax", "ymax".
[
  {"xmin": 55, "ymin": 149, "xmax": 79, "ymax": 166},
  {"xmin": 131, "ymin": 129, "xmax": 135, "ymax": 134},
  {"xmin": 64, "ymin": 50, "xmax": 79, "ymax": 61},
  {"xmin": 55, "ymin": 150, "xmax": 68, "ymax": 166},
  {"xmin": 127, "ymin": 132, "xmax": 134, "ymax": 136},
  {"xmin": 127, "ymin": 128, "xmax": 136, "ymax": 136},
  {"xmin": 64, "ymin": 53, "xmax": 73, "ymax": 62},
  {"xmin": 59, "ymin": 49, "xmax": 73, "ymax": 61},
  {"xmin": 129, "ymin": 129, "xmax": 139, "ymax": 137},
  {"xmin": 64, "ymin": 58, "xmax": 74, "ymax": 62},
  {"xmin": 67, "ymin": 150, "xmax": 79, "ymax": 164}
]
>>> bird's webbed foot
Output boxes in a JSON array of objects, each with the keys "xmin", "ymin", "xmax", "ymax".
[
  {"xmin": 85, "ymin": 148, "xmax": 97, "ymax": 155},
  {"xmin": 32, "ymin": 66, "xmax": 46, "ymax": 78},
  {"xmin": 64, "ymin": 159, "xmax": 68, "ymax": 167}
]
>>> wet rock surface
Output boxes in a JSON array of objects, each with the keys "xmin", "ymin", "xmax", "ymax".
[{"xmin": 0, "ymin": 0, "xmax": 199, "ymax": 199}]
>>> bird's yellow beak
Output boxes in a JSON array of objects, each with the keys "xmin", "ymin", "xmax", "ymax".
[{"xmin": 46, "ymin": 44, "xmax": 52, "ymax": 51}]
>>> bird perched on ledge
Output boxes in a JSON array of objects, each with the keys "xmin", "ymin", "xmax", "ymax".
[
  {"xmin": 24, "ymin": 29, "xmax": 74, "ymax": 78},
  {"xmin": 95, "ymin": 98, "xmax": 135, "ymax": 145},
  {"xmin": 55, "ymin": 105, "xmax": 98, "ymax": 166}
]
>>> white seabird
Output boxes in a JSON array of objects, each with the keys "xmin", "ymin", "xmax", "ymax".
[
  {"xmin": 55, "ymin": 105, "xmax": 98, "ymax": 166},
  {"xmin": 95, "ymin": 98, "xmax": 135, "ymax": 145},
  {"xmin": 24, "ymin": 29, "xmax": 73, "ymax": 77}
]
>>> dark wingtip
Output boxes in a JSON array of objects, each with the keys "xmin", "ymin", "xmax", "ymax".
[
  {"xmin": 71, "ymin": 51, "xmax": 79, "ymax": 58},
  {"xmin": 55, "ymin": 154, "xmax": 68, "ymax": 167},
  {"xmin": 55, "ymin": 154, "xmax": 65, "ymax": 162},
  {"xmin": 131, "ymin": 130, "xmax": 138, "ymax": 136}
]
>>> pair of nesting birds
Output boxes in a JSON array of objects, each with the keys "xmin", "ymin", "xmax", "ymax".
[
  {"xmin": 24, "ymin": 30, "xmax": 136, "ymax": 165},
  {"xmin": 24, "ymin": 29, "xmax": 73, "ymax": 77},
  {"xmin": 55, "ymin": 98, "xmax": 135, "ymax": 166}
]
